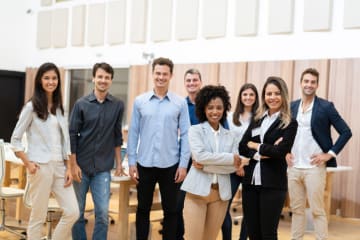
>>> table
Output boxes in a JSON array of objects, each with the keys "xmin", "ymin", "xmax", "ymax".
[{"xmin": 111, "ymin": 175, "xmax": 162, "ymax": 240}]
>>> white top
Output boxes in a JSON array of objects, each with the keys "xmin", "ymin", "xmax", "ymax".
[
  {"xmin": 48, "ymin": 114, "xmax": 63, "ymax": 161},
  {"xmin": 227, "ymin": 112, "xmax": 251, "ymax": 143},
  {"xmin": 291, "ymin": 100, "xmax": 323, "ymax": 169},
  {"xmin": 252, "ymin": 111, "xmax": 280, "ymax": 185},
  {"xmin": 210, "ymin": 127, "xmax": 220, "ymax": 184}
]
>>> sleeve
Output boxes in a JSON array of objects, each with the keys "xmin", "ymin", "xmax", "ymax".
[
  {"xmin": 68, "ymin": 102, "xmax": 82, "ymax": 154},
  {"xmin": 238, "ymin": 125, "xmax": 257, "ymax": 159},
  {"xmin": 114, "ymin": 101, "xmax": 124, "ymax": 147},
  {"xmin": 259, "ymin": 119, "xmax": 298, "ymax": 159},
  {"xmin": 127, "ymin": 100, "xmax": 141, "ymax": 166},
  {"xmin": 10, "ymin": 103, "xmax": 33, "ymax": 152},
  {"xmin": 327, "ymin": 102, "xmax": 352, "ymax": 154},
  {"xmin": 178, "ymin": 100, "xmax": 191, "ymax": 168}
]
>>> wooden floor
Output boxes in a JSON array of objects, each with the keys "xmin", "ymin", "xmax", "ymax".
[{"xmin": 1, "ymin": 185, "xmax": 360, "ymax": 240}]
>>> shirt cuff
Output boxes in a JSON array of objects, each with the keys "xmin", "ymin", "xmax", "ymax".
[
  {"xmin": 253, "ymin": 152, "xmax": 261, "ymax": 161},
  {"xmin": 257, "ymin": 143, "xmax": 262, "ymax": 152},
  {"xmin": 328, "ymin": 150, "xmax": 337, "ymax": 158}
]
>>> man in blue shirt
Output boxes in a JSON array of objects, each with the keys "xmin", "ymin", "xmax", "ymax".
[
  {"xmin": 127, "ymin": 57, "xmax": 191, "ymax": 240},
  {"xmin": 70, "ymin": 62, "xmax": 125, "ymax": 240},
  {"xmin": 176, "ymin": 68, "xmax": 202, "ymax": 240}
]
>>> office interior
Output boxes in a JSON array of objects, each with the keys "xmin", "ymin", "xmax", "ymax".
[{"xmin": 0, "ymin": 0, "xmax": 360, "ymax": 239}]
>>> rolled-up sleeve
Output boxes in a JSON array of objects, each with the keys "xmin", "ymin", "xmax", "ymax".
[{"xmin": 11, "ymin": 103, "xmax": 33, "ymax": 152}]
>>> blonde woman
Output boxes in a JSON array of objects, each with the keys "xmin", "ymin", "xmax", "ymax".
[{"xmin": 239, "ymin": 77, "xmax": 298, "ymax": 240}]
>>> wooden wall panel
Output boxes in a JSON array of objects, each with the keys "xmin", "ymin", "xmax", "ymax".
[
  {"xmin": 292, "ymin": 59, "xmax": 329, "ymax": 100},
  {"xmin": 127, "ymin": 65, "xmax": 151, "ymax": 124},
  {"xmin": 328, "ymin": 59, "xmax": 360, "ymax": 218},
  {"xmin": 171, "ymin": 63, "xmax": 220, "ymax": 97},
  {"xmin": 247, "ymin": 61, "xmax": 294, "ymax": 98},
  {"xmin": 218, "ymin": 62, "xmax": 247, "ymax": 111}
]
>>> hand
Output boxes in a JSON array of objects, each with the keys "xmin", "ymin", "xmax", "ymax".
[
  {"xmin": 240, "ymin": 157, "xmax": 250, "ymax": 166},
  {"xmin": 285, "ymin": 153, "xmax": 294, "ymax": 167},
  {"xmin": 192, "ymin": 160, "xmax": 204, "ymax": 169},
  {"xmin": 247, "ymin": 141, "xmax": 259, "ymax": 150},
  {"xmin": 175, "ymin": 167, "xmax": 187, "ymax": 183},
  {"xmin": 129, "ymin": 165, "xmax": 139, "ymax": 184},
  {"xmin": 26, "ymin": 161, "xmax": 40, "ymax": 175},
  {"xmin": 114, "ymin": 164, "xmax": 128, "ymax": 177},
  {"xmin": 71, "ymin": 163, "xmax": 82, "ymax": 183},
  {"xmin": 64, "ymin": 168, "xmax": 73, "ymax": 187},
  {"xmin": 233, "ymin": 154, "xmax": 241, "ymax": 169},
  {"xmin": 236, "ymin": 167, "xmax": 245, "ymax": 176},
  {"xmin": 310, "ymin": 153, "xmax": 332, "ymax": 166}
]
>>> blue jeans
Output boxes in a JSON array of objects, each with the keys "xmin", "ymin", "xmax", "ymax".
[
  {"xmin": 222, "ymin": 172, "xmax": 248, "ymax": 240},
  {"xmin": 72, "ymin": 171, "xmax": 111, "ymax": 240}
]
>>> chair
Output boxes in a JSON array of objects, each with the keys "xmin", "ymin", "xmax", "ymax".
[
  {"xmin": 23, "ymin": 180, "xmax": 62, "ymax": 240},
  {"xmin": 0, "ymin": 139, "xmax": 27, "ymax": 238}
]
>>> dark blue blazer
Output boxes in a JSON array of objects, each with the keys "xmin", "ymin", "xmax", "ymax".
[{"xmin": 291, "ymin": 96, "xmax": 352, "ymax": 167}]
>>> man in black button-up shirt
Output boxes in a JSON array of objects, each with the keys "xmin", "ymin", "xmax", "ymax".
[{"xmin": 69, "ymin": 62, "xmax": 125, "ymax": 240}]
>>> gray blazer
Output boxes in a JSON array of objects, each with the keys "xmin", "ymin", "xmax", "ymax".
[
  {"xmin": 181, "ymin": 122, "xmax": 238, "ymax": 200},
  {"xmin": 11, "ymin": 102, "xmax": 71, "ymax": 163}
]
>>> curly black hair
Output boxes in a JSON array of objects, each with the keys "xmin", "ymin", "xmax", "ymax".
[{"xmin": 195, "ymin": 85, "xmax": 231, "ymax": 125}]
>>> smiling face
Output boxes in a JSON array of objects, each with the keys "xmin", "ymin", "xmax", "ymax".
[
  {"xmin": 153, "ymin": 64, "xmax": 172, "ymax": 91},
  {"xmin": 264, "ymin": 83, "xmax": 283, "ymax": 115},
  {"xmin": 241, "ymin": 88, "xmax": 257, "ymax": 109},
  {"xmin": 205, "ymin": 97, "xmax": 224, "ymax": 130},
  {"xmin": 41, "ymin": 70, "xmax": 59, "ymax": 95},
  {"xmin": 184, "ymin": 73, "xmax": 202, "ymax": 95},
  {"xmin": 93, "ymin": 67, "xmax": 112, "ymax": 93},
  {"xmin": 301, "ymin": 73, "xmax": 318, "ymax": 97}
]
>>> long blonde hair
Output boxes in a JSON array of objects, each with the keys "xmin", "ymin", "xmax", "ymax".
[{"xmin": 255, "ymin": 76, "xmax": 291, "ymax": 128}]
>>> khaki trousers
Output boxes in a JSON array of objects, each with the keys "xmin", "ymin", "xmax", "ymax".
[
  {"xmin": 183, "ymin": 188, "xmax": 228, "ymax": 240},
  {"xmin": 27, "ymin": 161, "xmax": 79, "ymax": 240},
  {"xmin": 288, "ymin": 166, "xmax": 328, "ymax": 240}
]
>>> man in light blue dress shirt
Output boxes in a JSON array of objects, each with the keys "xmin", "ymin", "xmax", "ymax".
[{"xmin": 127, "ymin": 57, "xmax": 191, "ymax": 240}]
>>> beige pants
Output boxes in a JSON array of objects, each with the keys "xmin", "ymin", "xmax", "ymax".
[
  {"xmin": 26, "ymin": 161, "xmax": 79, "ymax": 240},
  {"xmin": 288, "ymin": 166, "xmax": 328, "ymax": 240},
  {"xmin": 183, "ymin": 188, "xmax": 228, "ymax": 240}
]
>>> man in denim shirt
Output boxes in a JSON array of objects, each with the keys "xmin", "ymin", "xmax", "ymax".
[
  {"xmin": 127, "ymin": 57, "xmax": 191, "ymax": 240},
  {"xmin": 69, "ymin": 62, "xmax": 125, "ymax": 240}
]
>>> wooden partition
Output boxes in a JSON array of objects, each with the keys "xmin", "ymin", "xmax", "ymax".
[
  {"xmin": 218, "ymin": 62, "xmax": 247, "ymax": 111},
  {"xmin": 328, "ymin": 59, "xmax": 360, "ymax": 217},
  {"xmin": 247, "ymin": 60, "xmax": 294, "ymax": 99}
]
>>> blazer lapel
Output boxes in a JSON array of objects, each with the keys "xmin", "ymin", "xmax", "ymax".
[
  {"xmin": 203, "ymin": 123, "xmax": 216, "ymax": 153},
  {"xmin": 310, "ymin": 96, "xmax": 319, "ymax": 127}
]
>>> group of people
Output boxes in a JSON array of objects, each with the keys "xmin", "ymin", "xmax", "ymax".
[{"xmin": 10, "ymin": 57, "xmax": 351, "ymax": 240}]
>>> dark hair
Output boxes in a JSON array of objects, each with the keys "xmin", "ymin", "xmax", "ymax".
[
  {"xmin": 232, "ymin": 83, "xmax": 259, "ymax": 126},
  {"xmin": 184, "ymin": 68, "xmax": 202, "ymax": 81},
  {"xmin": 31, "ymin": 62, "xmax": 64, "ymax": 120},
  {"xmin": 152, "ymin": 57, "xmax": 174, "ymax": 74},
  {"xmin": 195, "ymin": 85, "xmax": 231, "ymax": 125},
  {"xmin": 255, "ymin": 76, "xmax": 291, "ymax": 128},
  {"xmin": 300, "ymin": 68, "xmax": 319, "ymax": 83},
  {"xmin": 92, "ymin": 62, "xmax": 114, "ymax": 79}
]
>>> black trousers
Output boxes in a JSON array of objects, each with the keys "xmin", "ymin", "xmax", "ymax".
[
  {"xmin": 242, "ymin": 185, "xmax": 286, "ymax": 240},
  {"xmin": 136, "ymin": 163, "xmax": 180, "ymax": 240}
]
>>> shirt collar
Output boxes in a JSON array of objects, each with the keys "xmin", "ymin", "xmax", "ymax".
[
  {"xmin": 263, "ymin": 110, "xmax": 281, "ymax": 119},
  {"xmin": 87, "ymin": 91, "xmax": 114, "ymax": 102},
  {"xmin": 148, "ymin": 90, "xmax": 171, "ymax": 101},
  {"xmin": 299, "ymin": 98, "xmax": 315, "ymax": 112}
]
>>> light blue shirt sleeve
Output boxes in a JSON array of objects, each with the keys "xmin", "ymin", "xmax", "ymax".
[
  {"xmin": 127, "ymin": 98, "xmax": 141, "ymax": 166},
  {"xmin": 178, "ymin": 100, "xmax": 191, "ymax": 168}
]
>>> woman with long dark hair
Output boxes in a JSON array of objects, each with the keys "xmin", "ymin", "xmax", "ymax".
[
  {"xmin": 240, "ymin": 77, "xmax": 298, "ymax": 239},
  {"xmin": 11, "ymin": 62, "xmax": 79, "ymax": 240},
  {"xmin": 222, "ymin": 83, "xmax": 259, "ymax": 240}
]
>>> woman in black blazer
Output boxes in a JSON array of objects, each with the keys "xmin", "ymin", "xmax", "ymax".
[{"xmin": 239, "ymin": 76, "xmax": 298, "ymax": 240}]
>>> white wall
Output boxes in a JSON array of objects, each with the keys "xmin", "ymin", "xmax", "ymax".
[
  {"xmin": 0, "ymin": 1, "xmax": 37, "ymax": 71},
  {"xmin": 1, "ymin": 0, "xmax": 360, "ymax": 71}
]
